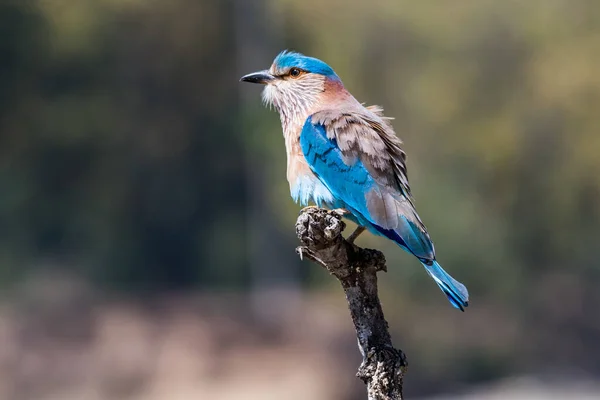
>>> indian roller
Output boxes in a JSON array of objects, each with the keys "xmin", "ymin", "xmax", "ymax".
[{"xmin": 241, "ymin": 51, "xmax": 469, "ymax": 311}]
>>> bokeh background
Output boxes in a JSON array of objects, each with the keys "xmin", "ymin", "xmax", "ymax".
[{"xmin": 2, "ymin": 0, "xmax": 600, "ymax": 399}]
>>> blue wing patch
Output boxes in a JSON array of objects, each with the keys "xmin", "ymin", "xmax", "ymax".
[{"xmin": 300, "ymin": 118, "xmax": 376, "ymax": 220}]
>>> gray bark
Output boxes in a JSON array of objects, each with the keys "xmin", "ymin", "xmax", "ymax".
[{"xmin": 295, "ymin": 208, "xmax": 407, "ymax": 400}]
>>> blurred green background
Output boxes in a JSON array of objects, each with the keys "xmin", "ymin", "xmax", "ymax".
[{"xmin": 2, "ymin": 0, "xmax": 600, "ymax": 399}]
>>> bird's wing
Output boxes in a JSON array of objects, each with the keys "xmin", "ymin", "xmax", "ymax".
[
  {"xmin": 301, "ymin": 107, "xmax": 435, "ymax": 260},
  {"xmin": 311, "ymin": 105, "xmax": 412, "ymax": 199}
]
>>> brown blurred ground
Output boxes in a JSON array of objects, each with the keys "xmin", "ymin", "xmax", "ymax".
[
  {"xmin": 0, "ymin": 274, "xmax": 598, "ymax": 400},
  {"xmin": 0, "ymin": 275, "xmax": 355, "ymax": 400}
]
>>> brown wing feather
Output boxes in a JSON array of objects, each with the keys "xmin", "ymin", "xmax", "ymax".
[{"xmin": 312, "ymin": 105, "xmax": 412, "ymax": 200}]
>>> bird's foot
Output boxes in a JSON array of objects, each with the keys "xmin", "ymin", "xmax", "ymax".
[
  {"xmin": 300, "ymin": 205, "xmax": 319, "ymax": 213},
  {"xmin": 347, "ymin": 225, "xmax": 366, "ymax": 244},
  {"xmin": 332, "ymin": 208, "xmax": 351, "ymax": 216}
]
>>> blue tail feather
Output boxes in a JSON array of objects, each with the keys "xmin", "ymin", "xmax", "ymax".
[
  {"xmin": 369, "ymin": 223, "xmax": 469, "ymax": 311},
  {"xmin": 422, "ymin": 260, "xmax": 469, "ymax": 311}
]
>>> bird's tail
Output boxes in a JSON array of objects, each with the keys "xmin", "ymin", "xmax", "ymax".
[{"xmin": 421, "ymin": 260, "xmax": 469, "ymax": 311}]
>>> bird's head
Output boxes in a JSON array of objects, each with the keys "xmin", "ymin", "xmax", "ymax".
[{"xmin": 240, "ymin": 51, "xmax": 343, "ymax": 126}]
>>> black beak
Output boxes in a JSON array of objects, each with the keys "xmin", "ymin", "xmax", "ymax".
[{"xmin": 240, "ymin": 70, "xmax": 275, "ymax": 84}]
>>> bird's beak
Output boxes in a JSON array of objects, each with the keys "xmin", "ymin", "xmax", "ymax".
[{"xmin": 240, "ymin": 70, "xmax": 275, "ymax": 84}]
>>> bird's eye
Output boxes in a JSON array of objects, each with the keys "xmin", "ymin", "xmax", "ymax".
[{"xmin": 289, "ymin": 68, "xmax": 302, "ymax": 78}]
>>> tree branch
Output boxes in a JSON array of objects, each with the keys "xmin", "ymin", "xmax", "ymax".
[{"xmin": 295, "ymin": 207, "xmax": 408, "ymax": 400}]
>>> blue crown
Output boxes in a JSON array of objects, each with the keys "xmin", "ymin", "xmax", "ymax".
[{"xmin": 273, "ymin": 50, "xmax": 338, "ymax": 78}]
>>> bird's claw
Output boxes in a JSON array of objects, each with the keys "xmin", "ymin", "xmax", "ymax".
[
  {"xmin": 300, "ymin": 205, "xmax": 319, "ymax": 213},
  {"xmin": 333, "ymin": 208, "xmax": 350, "ymax": 216}
]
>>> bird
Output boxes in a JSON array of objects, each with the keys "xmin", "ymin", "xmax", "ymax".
[{"xmin": 240, "ymin": 50, "xmax": 469, "ymax": 311}]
